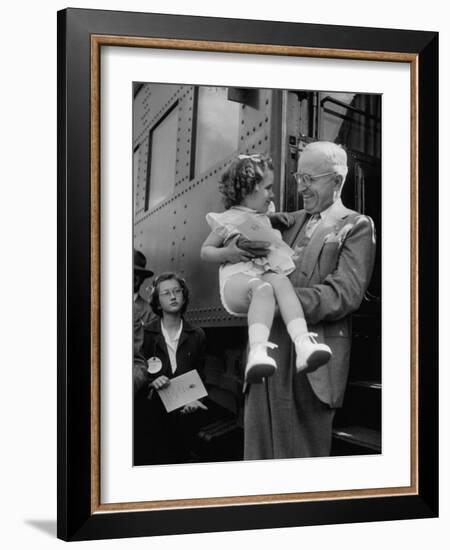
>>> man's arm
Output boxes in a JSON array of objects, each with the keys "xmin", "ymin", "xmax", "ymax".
[
  {"xmin": 296, "ymin": 216, "xmax": 376, "ymax": 325},
  {"xmin": 133, "ymin": 354, "xmax": 151, "ymax": 395}
]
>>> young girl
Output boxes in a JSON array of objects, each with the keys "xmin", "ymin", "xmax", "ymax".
[{"xmin": 200, "ymin": 153, "xmax": 332, "ymax": 384}]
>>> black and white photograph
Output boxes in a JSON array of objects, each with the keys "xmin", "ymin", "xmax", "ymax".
[
  {"xmin": 132, "ymin": 83, "xmax": 381, "ymax": 467},
  {"xmin": 50, "ymin": 4, "xmax": 440, "ymax": 543},
  {"xmin": 0, "ymin": 0, "xmax": 446, "ymax": 545}
]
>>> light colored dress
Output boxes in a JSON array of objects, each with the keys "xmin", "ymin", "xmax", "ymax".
[{"xmin": 206, "ymin": 206, "xmax": 295, "ymax": 316}]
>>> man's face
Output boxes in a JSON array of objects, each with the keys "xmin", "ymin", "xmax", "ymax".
[
  {"xmin": 134, "ymin": 272, "xmax": 142, "ymax": 293},
  {"xmin": 297, "ymin": 150, "xmax": 342, "ymax": 214}
]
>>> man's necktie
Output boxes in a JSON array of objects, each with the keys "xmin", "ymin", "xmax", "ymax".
[
  {"xmin": 292, "ymin": 214, "xmax": 322, "ymax": 268},
  {"xmin": 305, "ymin": 213, "xmax": 321, "ymax": 238}
]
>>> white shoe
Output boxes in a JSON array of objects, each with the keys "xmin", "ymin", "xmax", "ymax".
[
  {"xmin": 245, "ymin": 342, "xmax": 277, "ymax": 384},
  {"xmin": 295, "ymin": 333, "xmax": 332, "ymax": 374}
]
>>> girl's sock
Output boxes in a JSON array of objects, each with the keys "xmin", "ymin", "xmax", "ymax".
[
  {"xmin": 248, "ymin": 323, "xmax": 270, "ymax": 348},
  {"xmin": 287, "ymin": 318, "xmax": 308, "ymax": 343}
]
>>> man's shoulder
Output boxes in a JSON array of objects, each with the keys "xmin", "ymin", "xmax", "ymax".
[
  {"xmin": 327, "ymin": 201, "xmax": 374, "ymax": 225},
  {"xmin": 143, "ymin": 318, "xmax": 160, "ymax": 333}
]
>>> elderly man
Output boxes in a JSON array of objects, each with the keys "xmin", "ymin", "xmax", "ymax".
[{"xmin": 243, "ymin": 141, "xmax": 376, "ymax": 459}]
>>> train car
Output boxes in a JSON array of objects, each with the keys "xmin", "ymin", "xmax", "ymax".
[{"xmin": 133, "ymin": 83, "xmax": 381, "ymax": 461}]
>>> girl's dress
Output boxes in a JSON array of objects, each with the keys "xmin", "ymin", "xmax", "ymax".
[{"xmin": 206, "ymin": 205, "xmax": 295, "ymax": 316}]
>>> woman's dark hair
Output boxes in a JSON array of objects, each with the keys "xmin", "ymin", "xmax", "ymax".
[
  {"xmin": 219, "ymin": 153, "xmax": 273, "ymax": 209},
  {"xmin": 150, "ymin": 272, "xmax": 190, "ymax": 317}
]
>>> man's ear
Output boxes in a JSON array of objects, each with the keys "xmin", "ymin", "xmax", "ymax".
[
  {"xmin": 334, "ymin": 173, "xmax": 343, "ymax": 187},
  {"xmin": 333, "ymin": 174, "xmax": 344, "ymax": 201}
]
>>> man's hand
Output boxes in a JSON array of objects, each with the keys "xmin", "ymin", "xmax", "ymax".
[
  {"xmin": 180, "ymin": 400, "xmax": 208, "ymax": 414},
  {"xmin": 267, "ymin": 211, "xmax": 295, "ymax": 229},
  {"xmin": 223, "ymin": 234, "xmax": 268, "ymax": 263},
  {"xmin": 133, "ymin": 362, "xmax": 151, "ymax": 394},
  {"xmin": 236, "ymin": 235, "xmax": 270, "ymax": 258},
  {"xmin": 151, "ymin": 375, "xmax": 170, "ymax": 390}
]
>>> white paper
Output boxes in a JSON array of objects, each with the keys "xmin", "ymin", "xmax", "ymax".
[{"xmin": 157, "ymin": 370, "xmax": 208, "ymax": 412}]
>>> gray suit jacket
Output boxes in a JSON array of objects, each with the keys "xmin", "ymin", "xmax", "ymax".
[
  {"xmin": 244, "ymin": 200, "xmax": 376, "ymax": 459},
  {"xmin": 283, "ymin": 200, "xmax": 376, "ymax": 406}
]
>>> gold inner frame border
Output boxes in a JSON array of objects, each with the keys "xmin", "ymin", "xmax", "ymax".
[{"xmin": 90, "ymin": 35, "xmax": 419, "ymax": 514}]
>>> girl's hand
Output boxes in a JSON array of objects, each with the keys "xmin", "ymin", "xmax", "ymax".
[
  {"xmin": 180, "ymin": 400, "xmax": 208, "ymax": 414},
  {"xmin": 151, "ymin": 375, "xmax": 170, "ymax": 390}
]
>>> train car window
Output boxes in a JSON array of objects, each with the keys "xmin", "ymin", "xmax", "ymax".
[
  {"xmin": 145, "ymin": 102, "xmax": 178, "ymax": 211},
  {"xmin": 318, "ymin": 92, "xmax": 381, "ymax": 158},
  {"xmin": 193, "ymin": 87, "xmax": 240, "ymax": 177}
]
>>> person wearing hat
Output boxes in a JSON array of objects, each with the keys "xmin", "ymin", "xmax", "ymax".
[{"xmin": 134, "ymin": 249, "xmax": 155, "ymax": 354}]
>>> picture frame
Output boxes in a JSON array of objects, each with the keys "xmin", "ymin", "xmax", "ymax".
[{"xmin": 57, "ymin": 7, "xmax": 438, "ymax": 541}]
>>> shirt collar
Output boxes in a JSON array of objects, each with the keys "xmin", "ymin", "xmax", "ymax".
[
  {"xmin": 318, "ymin": 198, "xmax": 343, "ymax": 220},
  {"xmin": 160, "ymin": 319, "xmax": 183, "ymax": 342}
]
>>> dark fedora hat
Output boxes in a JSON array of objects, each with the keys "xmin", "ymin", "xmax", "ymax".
[{"xmin": 134, "ymin": 249, "xmax": 154, "ymax": 278}]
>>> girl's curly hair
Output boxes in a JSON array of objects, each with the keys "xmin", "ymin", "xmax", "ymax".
[{"xmin": 219, "ymin": 153, "xmax": 273, "ymax": 209}]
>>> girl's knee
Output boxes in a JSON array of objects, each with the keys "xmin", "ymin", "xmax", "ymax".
[
  {"xmin": 249, "ymin": 280, "xmax": 274, "ymax": 299},
  {"xmin": 262, "ymin": 272, "xmax": 289, "ymax": 290}
]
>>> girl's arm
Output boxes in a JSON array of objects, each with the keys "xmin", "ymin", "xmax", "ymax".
[{"xmin": 200, "ymin": 232, "xmax": 256, "ymax": 264}]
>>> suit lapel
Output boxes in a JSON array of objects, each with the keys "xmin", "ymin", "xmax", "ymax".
[
  {"xmin": 283, "ymin": 211, "xmax": 309, "ymax": 247},
  {"xmin": 301, "ymin": 201, "xmax": 352, "ymax": 284}
]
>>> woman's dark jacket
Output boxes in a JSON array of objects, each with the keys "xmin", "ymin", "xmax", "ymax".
[
  {"xmin": 133, "ymin": 318, "xmax": 206, "ymax": 465},
  {"xmin": 136, "ymin": 318, "xmax": 206, "ymax": 396}
]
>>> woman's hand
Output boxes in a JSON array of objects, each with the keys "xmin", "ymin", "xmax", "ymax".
[
  {"xmin": 180, "ymin": 400, "xmax": 208, "ymax": 414},
  {"xmin": 150, "ymin": 375, "xmax": 170, "ymax": 390}
]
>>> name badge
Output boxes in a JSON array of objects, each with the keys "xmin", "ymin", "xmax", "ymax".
[{"xmin": 147, "ymin": 356, "xmax": 162, "ymax": 374}]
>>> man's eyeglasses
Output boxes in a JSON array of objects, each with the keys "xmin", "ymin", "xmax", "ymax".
[
  {"xmin": 294, "ymin": 171, "xmax": 336, "ymax": 185},
  {"xmin": 159, "ymin": 288, "xmax": 183, "ymax": 298}
]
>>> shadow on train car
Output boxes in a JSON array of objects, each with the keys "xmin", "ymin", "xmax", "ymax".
[{"xmin": 133, "ymin": 83, "xmax": 381, "ymax": 463}]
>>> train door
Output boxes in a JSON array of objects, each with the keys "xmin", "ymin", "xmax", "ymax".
[{"xmin": 283, "ymin": 90, "xmax": 382, "ymax": 455}]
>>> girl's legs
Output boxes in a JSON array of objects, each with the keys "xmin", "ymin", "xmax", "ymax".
[
  {"xmin": 222, "ymin": 273, "xmax": 277, "ymax": 382},
  {"xmin": 261, "ymin": 272, "xmax": 332, "ymax": 373},
  {"xmin": 261, "ymin": 271, "xmax": 307, "ymax": 337}
]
